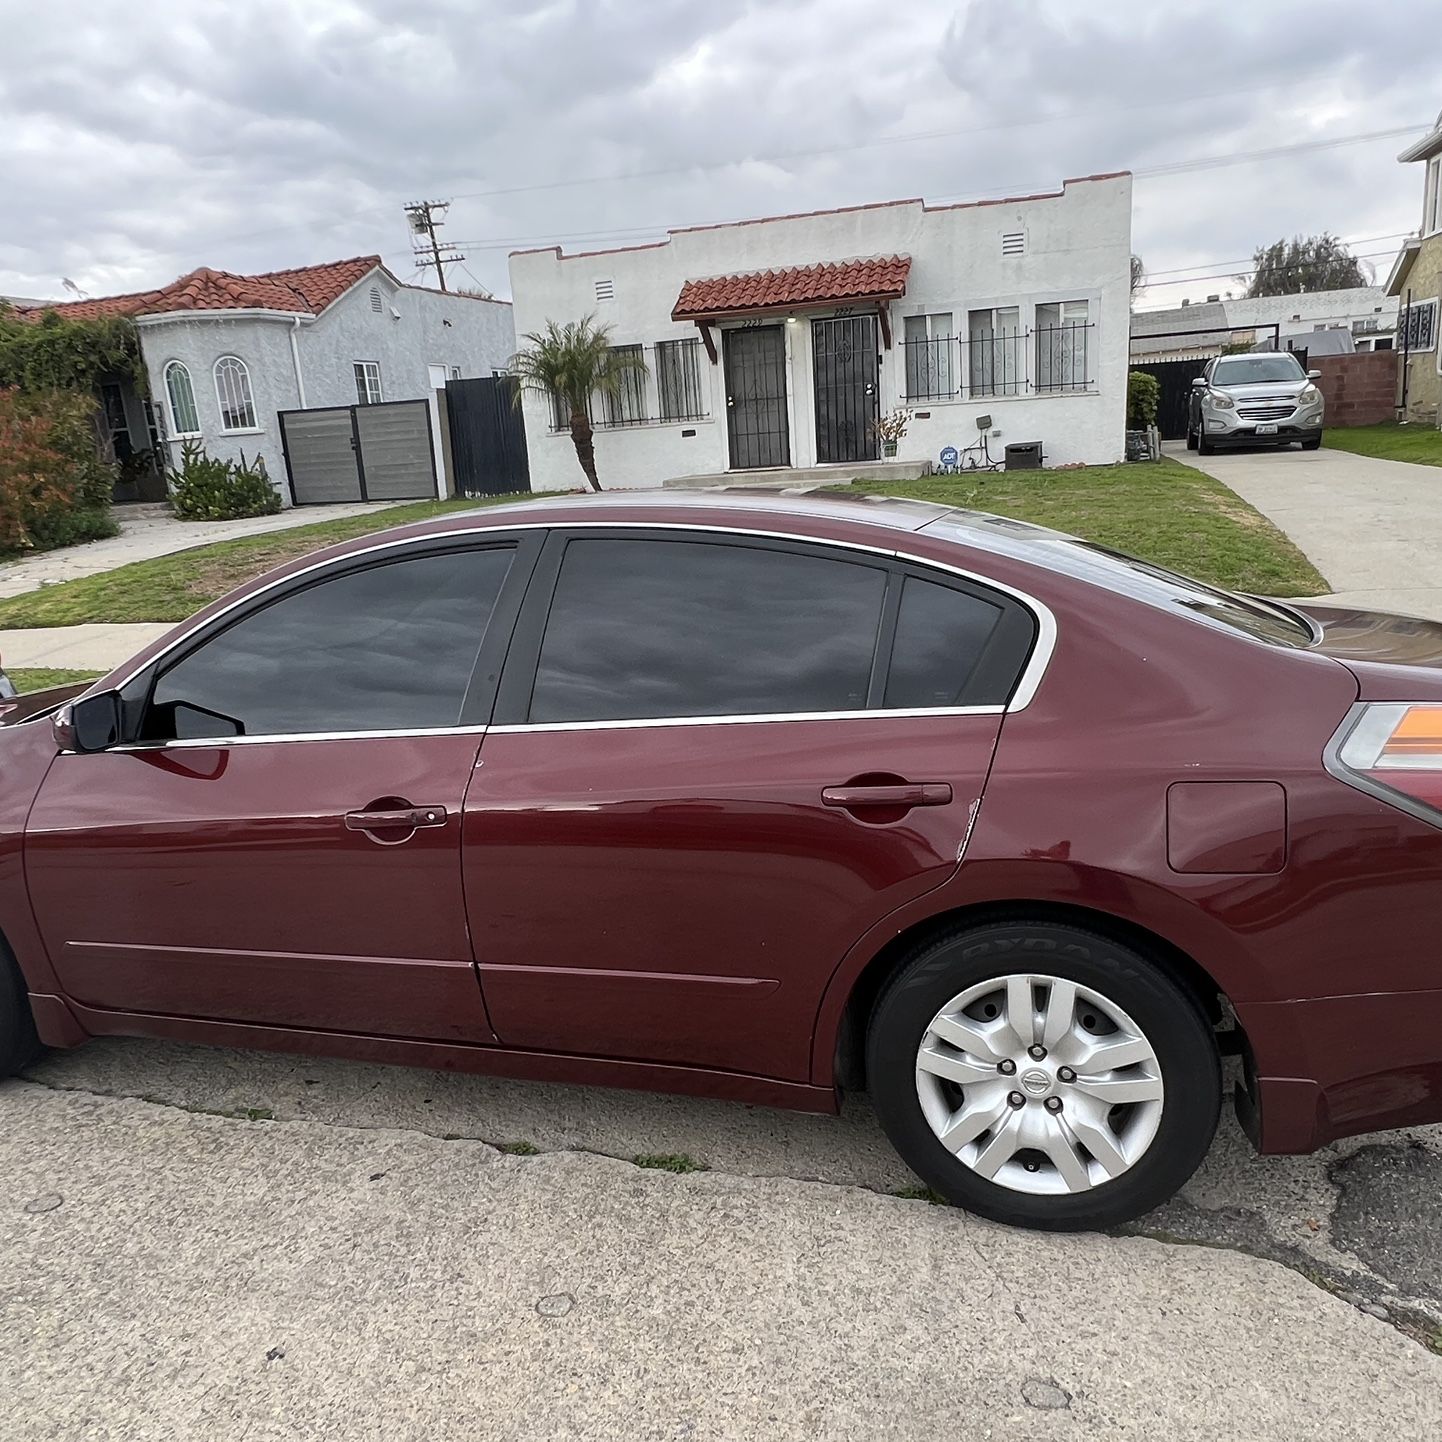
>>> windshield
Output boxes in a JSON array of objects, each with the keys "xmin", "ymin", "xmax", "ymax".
[{"xmin": 1212, "ymin": 355, "xmax": 1306, "ymax": 385}]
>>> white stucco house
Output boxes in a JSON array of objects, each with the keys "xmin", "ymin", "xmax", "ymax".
[
  {"xmin": 14, "ymin": 257, "xmax": 514, "ymax": 503},
  {"xmin": 507, "ymin": 172, "xmax": 1133, "ymax": 491}
]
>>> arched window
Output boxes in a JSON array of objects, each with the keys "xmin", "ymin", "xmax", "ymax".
[
  {"xmin": 214, "ymin": 356, "xmax": 257, "ymax": 431},
  {"xmin": 164, "ymin": 361, "xmax": 200, "ymax": 436}
]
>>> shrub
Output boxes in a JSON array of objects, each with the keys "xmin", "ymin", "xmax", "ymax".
[
  {"xmin": 0, "ymin": 387, "xmax": 119, "ymax": 554},
  {"xmin": 168, "ymin": 441, "xmax": 281, "ymax": 521},
  {"xmin": 1127, "ymin": 370, "xmax": 1160, "ymax": 429}
]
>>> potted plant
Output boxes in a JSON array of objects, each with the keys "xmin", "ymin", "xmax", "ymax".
[{"xmin": 871, "ymin": 407, "xmax": 912, "ymax": 458}]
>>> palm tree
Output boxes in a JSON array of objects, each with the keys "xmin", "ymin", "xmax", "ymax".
[{"xmin": 509, "ymin": 316, "xmax": 647, "ymax": 491}]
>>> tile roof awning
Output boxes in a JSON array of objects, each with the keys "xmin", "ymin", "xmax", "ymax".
[{"xmin": 672, "ymin": 255, "xmax": 911, "ymax": 320}]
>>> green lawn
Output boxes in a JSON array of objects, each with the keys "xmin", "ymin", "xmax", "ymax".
[
  {"xmin": 0, "ymin": 494, "xmax": 537, "ymax": 630},
  {"xmin": 6, "ymin": 667, "xmax": 103, "ymax": 693},
  {"xmin": 1324, "ymin": 423, "xmax": 1442, "ymax": 467},
  {"xmin": 845, "ymin": 457, "xmax": 1326, "ymax": 596},
  {"xmin": 0, "ymin": 459, "xmax": 1325, "ymax": 630}
]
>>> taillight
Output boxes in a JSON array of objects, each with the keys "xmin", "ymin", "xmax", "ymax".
[{"xmin": 1330, "ymin": 703, "xmax": 1442, "ymax": 824}]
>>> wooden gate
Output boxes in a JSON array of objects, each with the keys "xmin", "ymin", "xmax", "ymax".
[{"xmin": 278, "ymin": 399, "xmax": 437, "ymax": 505}]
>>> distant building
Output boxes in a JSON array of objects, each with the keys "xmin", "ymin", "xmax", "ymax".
[
  {"xmin": 1131, "ymin": 288, "xmax": 1396, "ymax": 364},
  {"xmin": 1387, "ymin": 109, "xmax": 1442, "ymax": 427}
]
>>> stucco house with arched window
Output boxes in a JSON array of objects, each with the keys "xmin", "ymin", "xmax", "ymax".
[{"xmin": 11, "ymin": 256, "xmax": 514, "ymax": 504}]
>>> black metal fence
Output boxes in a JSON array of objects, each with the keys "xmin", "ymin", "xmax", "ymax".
[
  {"xmin": 547, "ymin": 338, "xmax": 709, "ymax": 431},
  {"xmin": 901, "ymin": 323, "xmax": 1096, "ymax": 401}
]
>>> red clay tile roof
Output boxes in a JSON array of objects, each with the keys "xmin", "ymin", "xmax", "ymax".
[
  {"xmin": 12, "ymin": 256, "xmax": 383, "ymax": 323},
  {"xmin": 672, "ymin": 255, "xmax": 911, "ymax": 319}
]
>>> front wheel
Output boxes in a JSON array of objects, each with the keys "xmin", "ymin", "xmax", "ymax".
[
  {"xmin": 1197, "ymin": 428, "xmax": 1215, "ymax": 456},
  {"xmin": 867, "ymin": 922, "xmax": 1220, "ymax": 1231},
  {"xmin": 1185, "ymin": 421, "xmax": 1198, "ymax": 451},
  {"xmin": 1301, "ymin": 433, "xmax": 1322, "ymax": 451}
]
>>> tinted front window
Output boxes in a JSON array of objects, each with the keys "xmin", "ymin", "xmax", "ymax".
[
  {"xmin": 150, "ymin": 548, "xmax": 512, "ymax": 738},
  {"xmin": 885, "ymin": 577, "xmax": 1003, "ymax": 708},
  {"xmin": 529, "ymin": 538, "xmax": 886, "ymax": 722},
  {"xmin": 1211, "ymin": 356, "xmax": 1306, "ymax": 385}
]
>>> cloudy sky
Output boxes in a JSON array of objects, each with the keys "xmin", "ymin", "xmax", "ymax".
[{"xmin": 1, "ymin": 0, "xmax": 1436, "ymax": 310}]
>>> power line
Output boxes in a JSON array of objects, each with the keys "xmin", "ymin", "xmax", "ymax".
[
  {"xmin": 1135, "ymin": 245, "xmax": 1403, "ymax": 299},
  {"xmin": 1141, "ymin": 232, "xmax": 1414, "ymax": 282}
]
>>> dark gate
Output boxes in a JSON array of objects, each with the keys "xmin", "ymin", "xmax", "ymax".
[
  {"xmin": 1131, "ymin": 358, "xmax": 1207, "ymax": 441},
  {"xmin": 279, "ymin": 399, "xmax": 437, "ymax": 504},
  {"xmin": 812, "ymin": 315, "xmax": 879, "ymax": 464},
  {"xmin": 446, "ymin": 376, "xmax": 531, "ymax": 496},
  {"xmin": 723, "ymin": 326, "xmax": 790, "ymax": 469}
]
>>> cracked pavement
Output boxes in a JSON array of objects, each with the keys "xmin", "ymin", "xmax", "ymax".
[{"xmin": 4, "ymin": 1037, "xmax": 1441, "ymax": 1438}]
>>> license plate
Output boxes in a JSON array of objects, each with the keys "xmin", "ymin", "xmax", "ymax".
[{"xmin": 1255, "ymin": 423, "xmax": 1278, "ymax": 435}]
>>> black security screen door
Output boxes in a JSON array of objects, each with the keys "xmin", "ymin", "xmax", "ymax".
[
  {"xmin": 813, "ymin": 315, "xmax": 879, "ymax": 464},
  {"xmin": 724, "ymin": 326, "xmax": 790, "ymax": 469}
]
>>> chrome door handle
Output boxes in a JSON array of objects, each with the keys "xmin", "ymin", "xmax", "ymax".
[{"xmin": 822, "ymin": 783, "xmax": 952, "ymax": 809}]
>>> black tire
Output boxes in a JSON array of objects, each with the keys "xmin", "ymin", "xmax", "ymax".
[
  {"xmin": 1185, "ymin": 422, "xmax": 1198, "ymax": 451},
  {"xmin": 1301, "ymin": 434, "xmax": 1322, "ymax": 451},
  {"xmin": 0, "ymin": 949, "xmax": 40, "ymax": 1077},
  {"xmin": 1197, "ymin": 429, "xmax": 1215, "ymax": 456},
  {"xmin": 866, "ymin": 921, "xmax": 1220, "ymax": 1232}
]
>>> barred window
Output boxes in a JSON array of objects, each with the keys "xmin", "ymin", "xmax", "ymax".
[
  {"xmin": 1400, "ymin": 298, "xmax": 1438, "ymax": 353},
  {"xmin": 656, "ymin": 338, "xmax": 704, "ymax": 421},
  {"xmin": 1034, "ymin": 301, "xmax": 1092, "ymax": 392},
  {"xmin": 214, "ymin": 356, "xmax": 256, "ymax": 431},
  {"xmin": 603, "ymin": 344, "xmax": 646, "ymax": 425}
]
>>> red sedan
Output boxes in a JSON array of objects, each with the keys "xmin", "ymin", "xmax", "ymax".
[{"xmin": 3, "ymin": 491, "xmax": 1441, "ymax": 1231}]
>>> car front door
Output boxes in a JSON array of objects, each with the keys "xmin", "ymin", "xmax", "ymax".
[
  {"xmin": 463, "ymin": 529, "xmax": 1036, "ymax": 1081},
  {"xmin": 26, "ymin": 536, "xmax": 537, "ymax": 1043}
]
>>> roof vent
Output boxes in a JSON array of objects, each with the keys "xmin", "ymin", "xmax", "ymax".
[
  {"xmin": 1001, "ymin": 232, "xmax": 1025, "ymax": 257},
  {"xmin": 1181, "ymin": 298, "xmax": 1190, "ymax": 307},
  {"xmin": 1206, "ymin": 294, "xmax": 1220, "ymax": 303},
  {"xmin": 370, "ymin": 286, "xmax": 383, "ymax": 312},
  {"xmin": 594, "ymin": 278, "xmax": 615, "ymax": 303}
]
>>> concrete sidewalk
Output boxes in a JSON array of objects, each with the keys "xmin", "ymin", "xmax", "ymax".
[
  {"xmin": 0, "ymin": 622, "xmax": 172, "ymax": 671},
  {"xmin": 0, "ymin": 499, "xmax": 414, "ymax": 601},
  {"xmin": 4, "ymin": 1080, "xmax": 1439, "ymax": 1440},
  {"xmin": 1169, "ymin": 442, "xmax": 1442, "ymax": 619}
]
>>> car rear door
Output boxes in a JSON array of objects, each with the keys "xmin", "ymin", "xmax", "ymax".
[
  {"xmin": 26, "ymin": 535, "xmax": 538, "ymax": 1043},
  {"xmin": 462, "ymin": 527, "xmax": 1037, "ymax": 1082}
]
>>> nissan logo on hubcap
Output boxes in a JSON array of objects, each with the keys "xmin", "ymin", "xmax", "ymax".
[{"xmin": 1020, "ymin": 1068, "xmax": 1052, "ymax": 1097}]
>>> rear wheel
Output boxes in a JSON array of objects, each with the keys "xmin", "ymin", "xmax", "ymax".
[
  {"xmin": 866, "ymin": 921, "xmax": 1220, "ymax": 1231},
  {"xmin": 1, "ymin": 950, "xmax": 40, "ymax": 1077}
]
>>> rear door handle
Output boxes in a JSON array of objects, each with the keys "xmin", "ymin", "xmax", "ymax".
[
  {"xmin": 344, "ymin": 806, "xmax": 448, "ymax": 832},
  {"xmin": 821, "ymin": 783, "xmax": 952, "ymax": 809}
]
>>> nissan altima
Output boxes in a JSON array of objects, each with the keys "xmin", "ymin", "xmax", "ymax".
[{"xmin": 3, "ymin": 491, "xmax": 1440, "ymax": 1231}]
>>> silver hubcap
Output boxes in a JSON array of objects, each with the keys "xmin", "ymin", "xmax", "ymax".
[{"xmin": 914, "ymin": 973, "xmax": 1165, "ymax": 1195}]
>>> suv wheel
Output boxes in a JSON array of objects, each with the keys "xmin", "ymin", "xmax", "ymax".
[
  {"xmin": 867, "ymin": 921, "xmax": 1220, "ymax": 1231},
  {"xmin": 1185, "ymin": 421, "xmax": 1198, "ymax": 451}
]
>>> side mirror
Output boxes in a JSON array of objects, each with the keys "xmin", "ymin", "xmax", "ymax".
[
  {"xmin": 1307, "ymin": 369, "xmax": 1322, "ymax": 380},
  {"xmin": 55, "ymin": 691, "xmax": 123, "ymax": 753},
  {"xmin": 1191, "ymin": 377, "xmax": 1208, "ymax": 389}
]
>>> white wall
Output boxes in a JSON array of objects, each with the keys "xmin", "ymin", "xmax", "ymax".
[
  {"xmin": 1224, "ymin": 287, "xmax": 1397, "ymax": 343},
  {"xmin": 137, "ymin": 269, "xmax": 515, "ymax": 502},
  {"xmin": 509, "ymin": 174, "xmax": 1133, "ymax": 491}
]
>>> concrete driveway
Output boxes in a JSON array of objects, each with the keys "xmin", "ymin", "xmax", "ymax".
[
  {"xmin": 4, "ymin": 1038, "xmax": 1440, "ymax": 1438},
  {"xmin": 1168, "ymin": 441, "xmax": 1442, "ymax": 619}
]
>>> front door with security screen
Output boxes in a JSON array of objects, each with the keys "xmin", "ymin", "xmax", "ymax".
[
  {"xmin": 724, "ymin": 326, "xmax": 790, "ymax": 469},
  {"xmin": 813, "ymin": 315, "xmax": 880, "ymax": 464}
]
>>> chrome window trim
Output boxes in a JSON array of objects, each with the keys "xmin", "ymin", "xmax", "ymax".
[{"xmin": 98, "ymin": 519, "xmax": 1057, "ymax": 744}]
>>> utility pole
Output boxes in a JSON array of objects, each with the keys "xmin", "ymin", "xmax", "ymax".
[{"xmin": 403, "ymin": 200, "xmax": 464, "ymax": 292}]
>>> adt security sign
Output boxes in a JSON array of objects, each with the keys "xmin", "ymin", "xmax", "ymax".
[{"xmin": 939, "ymin": 446, "xmax": 959, "ymax": 473}]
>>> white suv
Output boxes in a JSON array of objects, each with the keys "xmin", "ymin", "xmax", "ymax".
[{"xmin": 1186, "ymin": 353, "xmax": 1324, "ymax": 455}]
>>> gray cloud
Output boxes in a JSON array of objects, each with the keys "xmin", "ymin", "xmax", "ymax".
[{"xmin": 0, "ymin": 0, "xmax": 1434, "ymax": 305}]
